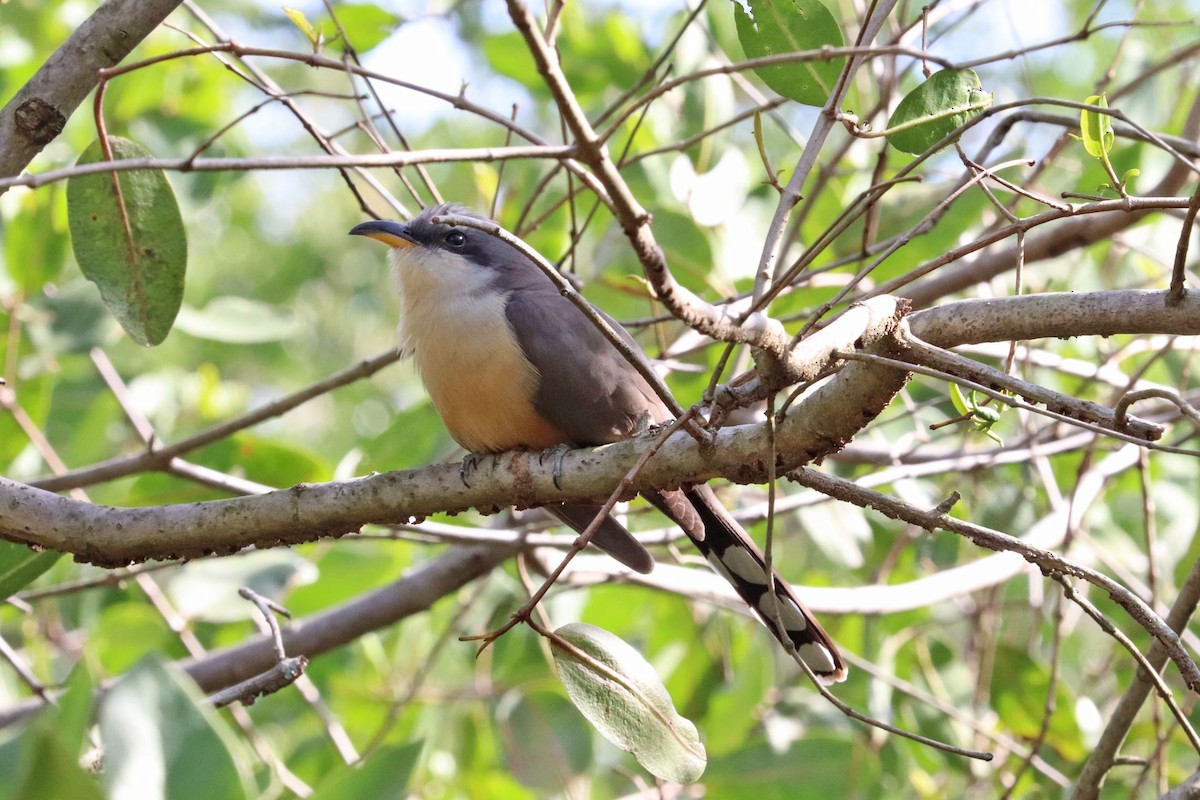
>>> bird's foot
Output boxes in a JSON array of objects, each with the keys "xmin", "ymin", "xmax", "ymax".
[
  {"xmin": 538, "ymin": 443, "xmax": 573, "ymax": 490},
  {"xmin": 632, "ymin": 410, "xmax": 657, "ymax": 436},
  {"xmin": 459, "ymin": 451, "xmax": 491, "ymax": 488}
]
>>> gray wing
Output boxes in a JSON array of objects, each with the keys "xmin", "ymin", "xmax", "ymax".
[{"xmin": 504, "ymin": 285, "xmax": 666, "ymax": 446}]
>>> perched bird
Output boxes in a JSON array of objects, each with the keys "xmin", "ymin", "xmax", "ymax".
[{"xmin": 351, "ymin": 204, "xmax": 847, "ymax": 683}]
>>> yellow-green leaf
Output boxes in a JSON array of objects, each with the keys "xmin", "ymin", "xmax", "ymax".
[
  {"xmin": 0, "ymin": 540, "xmax": 60, "ymax": 600},
  {"xmin": 1080, "ymin": 94, "xmax": 1114, "ymax": 159}
]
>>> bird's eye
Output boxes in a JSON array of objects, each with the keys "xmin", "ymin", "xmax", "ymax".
[{"xmin": 445, "ymin": 231, "xmax": 466, "ymax": 247}]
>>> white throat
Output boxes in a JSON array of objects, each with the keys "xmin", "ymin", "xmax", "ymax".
[{"xmin": 388, "ymin": 246, "xmax": 499, "ymax": 355}]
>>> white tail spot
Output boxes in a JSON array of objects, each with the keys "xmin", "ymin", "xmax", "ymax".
[
  {"xmin": 797, "ymin": 642, "xmax": 837, "ymax": 674},
  {"xmin": 719, "ymin": 546, "xmax": 768, "ymax": 585}
]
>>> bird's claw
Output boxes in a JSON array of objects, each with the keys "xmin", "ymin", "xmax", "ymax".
[
  {"xmin": 460, "ymin": 452, "xmax": 486, "ymax": 487},
  {"xmin": 539, "ymin": 443, "xmax": 573, "ymax": 490},
  {"xmin": 633, "ymin": 410, "xmax": 656, "ymax": 436}
]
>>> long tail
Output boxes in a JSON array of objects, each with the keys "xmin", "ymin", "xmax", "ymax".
[{"xmin": 651, "ymin": 485, "xmax": 848, "ymax": 684}]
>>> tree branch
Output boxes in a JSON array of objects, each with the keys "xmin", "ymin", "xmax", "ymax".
[{"xmin": 0, "ymin": 0, "xmax": 183, "ymax": 188}]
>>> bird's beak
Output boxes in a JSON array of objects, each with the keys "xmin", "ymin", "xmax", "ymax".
[{"xmin": 348, "ymin": 220, "xmax": 416, "ymax": 249}]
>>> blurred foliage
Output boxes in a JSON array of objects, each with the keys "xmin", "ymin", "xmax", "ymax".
[{"xmin": 0, "ymin": 0, "xmax": 1198, "ymax": 797}]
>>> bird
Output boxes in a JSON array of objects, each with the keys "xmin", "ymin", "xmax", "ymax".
[{"xmin": 350, "ymin": 204, "xmax": 847, "ymax": 683}]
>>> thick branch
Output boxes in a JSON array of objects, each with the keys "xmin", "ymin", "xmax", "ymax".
[
  {"xmin": 908, "ymin": 290, "xmax": 1200, "ymax": 346},
  {"xmin": 0, "ymin": 300, "xmax": 907, "ymax": 566},
  {"xmin": 4, "ymin": 290, "xmax": 1195, "ymax": 567},
  {"xmin": 0, "ymin": 337, "xmax": 906, "ymax": 567}
]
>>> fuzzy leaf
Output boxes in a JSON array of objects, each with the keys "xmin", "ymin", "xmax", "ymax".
[{"xmin": 552, "ymin": 622, "xmax": 706, "ymax": 784}]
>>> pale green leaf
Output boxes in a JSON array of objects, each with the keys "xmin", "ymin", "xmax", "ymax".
[
  {"xmin": 552, "ymin": 622, "xmax": 706, "ymax": 784},
  {"xmin": 308, "ymin": 741, "xmax": 422, "ymax": 800},
  {"xmin": 12, "ymin": 720, "xmax": 104, "ymax": 800},
  {"xmin": 174, "ymin": 296, "xmax": 301, "ymax": 343},
  {"xmin": 165, "ymin": 549, "xmax": 317, "ymax": 623}
]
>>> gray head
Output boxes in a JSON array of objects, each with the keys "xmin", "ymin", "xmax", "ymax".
[{"xmin": 349, "ymin": 204, "xmax": 534, "ymax": 285}]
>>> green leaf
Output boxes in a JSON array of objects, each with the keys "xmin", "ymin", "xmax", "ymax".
[
  {"xmin": 1080, "ymin": 94, "xmax": 1113, "ymax": 159},
  {"xmin": 56, "ymin": 663, "xmax": 96, "ymax": 759},
  {"xmin": 99, "ymin": 658, "xmax": 255, "ymax": 800},
  {"xmin": 551, "ymin": 622, "xmax": 706, "ymax": 784},
  {"xmin": 733, "ymin": 0, "xmax": 845, "ymax": 107},
  {"xmin": 174, "ymin": 296, "xmax": 301, "ymax": 343},
  {"xmin": 886, "ymin": 68, "xmax": 993, "ymax": 155},
  {"xmin": 0, "ymin": 665, "xmax": 103, "ymax": 800},
  {"xmin": 92, "ymin": 603, "xmax": 180, "ymax": 675},
  {"xmin": 66, "ymin": 137, "xmax": 187, "ymax": 347},
  {"xmin": 973, "ymin": 405, "xmax": 1001, "ymax": 425},
  {"xmin": 333, "ymin": 3, "xmax": 402, "ymax": 53},
  {"xmin": 26, "ymin": 278, "xmax": 116, "ymax": 356},
  {"xmin": 482, "ymin": 32, "xmax": 545, "ymax": 96},
  {"xmin": 309, "ymin": 741, "xmax": 422, "ymax": 800},
  {"xmin": 0, "ymin": 540, "xmax": 61, "ymax": 600},
  {"xmin": 705, "ymin": 735, "xmax": 854, "ymax": 798}
]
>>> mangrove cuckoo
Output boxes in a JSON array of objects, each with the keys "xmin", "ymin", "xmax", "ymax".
[{"xmin": 350, "ymin": 204, "xmax": 847, "ymax": 683}]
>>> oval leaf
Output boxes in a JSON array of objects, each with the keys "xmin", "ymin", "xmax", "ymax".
[
  {"xmin": 552, "ymin": 622, "xmax": 706, "ymax": 784},
  {"xmin": 67, "ymin": 137, "xmax": 187, "ymax": 346},
  {"xmin": 734, "ymin": 0, "xmax": 845, "ymax": 107},
  {"xmin": 886, "ymin": 68, "xmax": 993, "ymax": 155}
]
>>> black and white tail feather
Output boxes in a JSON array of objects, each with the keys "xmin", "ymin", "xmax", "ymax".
[{"xmin": 650, "ymin": 485, "xmax": 848, "ymax": 684}]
